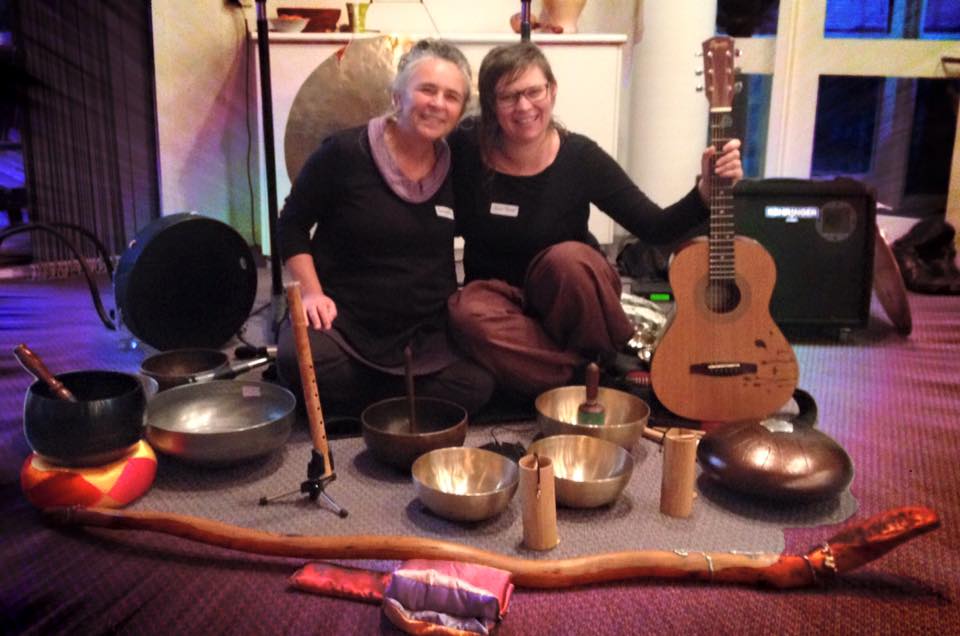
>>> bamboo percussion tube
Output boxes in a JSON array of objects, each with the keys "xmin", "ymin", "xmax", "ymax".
[
  {"xmin": 519, "ymin": 453, "xmax": 559, "ymax": 551},
  {"xmin": 43, "ymin": 505, "xmax": 941, "ymax": 590},
  {"xmin": 660, "ymin": 428, "xmax": 700, "ymax": 518},
  {"xmin": 285, "ymin": 282, "xmax": 332, "ymax": 477}
]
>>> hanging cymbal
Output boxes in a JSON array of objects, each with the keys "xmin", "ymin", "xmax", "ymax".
[{"xmin": 284, "ymin": 35, "xmax": 406, "ymax": 183}]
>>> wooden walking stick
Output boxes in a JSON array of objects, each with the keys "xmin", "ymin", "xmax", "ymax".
[
  {"xmin": 45, "ymin": 505, "xmax": 939, "ymax": 590},
  {"xmin": 259, "ymin": 282, "xmax": 346, "ymax": 517}
]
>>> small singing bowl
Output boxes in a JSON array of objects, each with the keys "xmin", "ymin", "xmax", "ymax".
[
  {"xmin": 535, "ymin": 385, "xmax": 650, "ymax": 450},
  {"xmin": 361, "ymin": 397, "xmax": 468, "ymax": 470},
  {"xmin": 412, "ymin": 447, "xmax": 519, "ymax": 522},
  {"xmin": 23, "ymin": 370, "xmax": 146, "ymax": 467},
  {"xmin": 528, "ymin": 435, "xmax": 635, "ymax": 508}
]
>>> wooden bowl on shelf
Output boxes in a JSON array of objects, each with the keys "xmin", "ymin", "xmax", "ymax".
[{"xmin": 277, "ymin": 8, "xmax": 341, "ymax": 32}]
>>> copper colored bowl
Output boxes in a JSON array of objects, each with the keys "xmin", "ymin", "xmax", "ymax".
[
  {"xmin": 361, "ymin": 397, "xmax": 467, "ymax": 470},
  {"xmin": 536, "ymin": 385, "xmax": 650, "ymax": 450},
  {"xmin": 277, "ymin": 8, "xmax": 340, "ymax": 32}
]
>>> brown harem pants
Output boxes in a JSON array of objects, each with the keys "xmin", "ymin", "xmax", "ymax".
[{"xmin": 447, "ymin": 241, "xmax": 635, "ymax": 398}]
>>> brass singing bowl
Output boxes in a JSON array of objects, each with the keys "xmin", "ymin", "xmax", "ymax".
[
  {"xmin": 361, "ymin": 397, "xmax": 467, "ymax": 470},
  {"xmin": 528, "ymin": 435, "xmax": 634, "ymax": 508},
  {"xmin": 535, "ymin": 385, "xmax": 650, "ymax": 450},
  {"xmin": 412, "ymin": 447, "xmax": 519, "ymax": 522}
]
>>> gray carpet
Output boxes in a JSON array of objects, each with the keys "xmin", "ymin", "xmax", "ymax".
[{"xmin": 129, "ymin": 420, "xmax": 857, "ymax": 558}]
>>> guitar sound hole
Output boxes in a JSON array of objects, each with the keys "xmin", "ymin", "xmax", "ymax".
[{"xmin": 705, "ymin": 280, "xmax": 741, "ymax": 313}]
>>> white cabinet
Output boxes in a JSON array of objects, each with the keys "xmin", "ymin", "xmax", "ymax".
[{"xmin": 252, "ymin": 32, "xmax": 627, "ymax": 249}]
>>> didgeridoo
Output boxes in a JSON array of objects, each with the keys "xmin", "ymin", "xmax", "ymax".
[{"xmin": 44, "ymin": 506, "xmax": 938, "ymax": 589}]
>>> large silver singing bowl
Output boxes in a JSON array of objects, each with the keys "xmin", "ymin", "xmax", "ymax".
[
  {"xmin": 145, "ymin": 380, "xmax": 294, "ymax": 464},
  {"xmin": 412, "ymin": 447, "xmax": 519, "ymax": 522},
  {"xmin": 535, "ymin": 385, "xmax": 650, "ymax": 450},
  {"xmin": 528, "ymin": 435, "xmax": 635, "ymax": 508}
]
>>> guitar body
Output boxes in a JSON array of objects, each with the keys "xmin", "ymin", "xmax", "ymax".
[{"xmin": 651, "ymin": 236, "xmax": 799, "ymax": 421}]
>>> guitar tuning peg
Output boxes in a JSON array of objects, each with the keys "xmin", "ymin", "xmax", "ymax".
[
  {"xmin": 734, "ymin": 81, "xmax": 743, "ymax": 94},
  {"xmin": 735, "ymin": 67, "xmax": 742, "ymax": 74},
  {"xmin": 695, "ymin": 51, "xmax": 703, "ymax": 58},
  {"xmin": 695, "ymin": 85, "xmax": 704, "ymax": 92},
  {"xmin": 694, "ymin": 69, "xmax": 704, "ymax": 76},
  {"xmin": 736, "ymin": 48, "xmax": 742, "ymax": 57}
]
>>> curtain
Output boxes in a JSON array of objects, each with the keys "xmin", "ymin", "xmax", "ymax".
[{"xmin": 14, "ymin": 0, "xmax": 158, "ymax": 262}]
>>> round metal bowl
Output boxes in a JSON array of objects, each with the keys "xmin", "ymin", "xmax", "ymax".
[
  {"xmin": 361, "ymin": 397, "xmax": 467, "ymax": 470},
  {"xmin": 528, "ymin": 434, "xmax": 635, "ymax": 508},
  {"xmin": 145, "ymin": 380, "xmax": 294, "ymax": 465},
  {"xmin": 140, "ymin": 348, "xmax": 228, "ymax": 391},
  {"xmin": 412, "ymin": 447, "xmax": 519, "ymax": 522},
  {"xmin": 23, "ymin": 370, "xmax": 146, "ymax": 467},
  {"xmin": 535, "ymin": 385, "xmax": 650, "ymax": 450}
]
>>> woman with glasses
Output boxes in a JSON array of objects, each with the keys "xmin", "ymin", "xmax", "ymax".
[
  {"xmin": 448, "ymin": 41, "xmax": 743, "ymax": 398},
  {"xmin": 277, "ymin": 39, "xmax": 494, "ymax": 421}
]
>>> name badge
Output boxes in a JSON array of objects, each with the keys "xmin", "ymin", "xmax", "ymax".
[
  {"xmin": 490, "ymin": 202, "xmax": 519, "ymax": 218},
  {"xmin": 435, "ymin": 205, "xmax": 454, "ymax": 220}
]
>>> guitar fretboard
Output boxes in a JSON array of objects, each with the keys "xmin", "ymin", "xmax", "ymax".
[{"xmin": 708, "ymin": 112, "xmax": 734, "ymax": 282}]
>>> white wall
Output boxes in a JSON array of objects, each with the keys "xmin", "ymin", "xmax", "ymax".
[
  {"xmin": 152, "ymin": 1, "xmax": 254, "ymax": 236},
  {"xmin": 152, "ymin": 1, "xmax": 660, "ymax": 245}
]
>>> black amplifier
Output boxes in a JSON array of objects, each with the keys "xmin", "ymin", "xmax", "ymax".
[{"xmin": 733, "ymin": 177, "xmax": 876, "ymax": 334}]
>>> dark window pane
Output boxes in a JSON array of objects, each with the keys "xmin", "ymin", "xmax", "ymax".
[
  {"xmin": 716, "ymin": 0, "xmax": 779, "ymax": 36},
  {"xmin": 904, "ymin": 79, "xmax": 959, "ymax": 194},
  {"xmin": 733, "ymin": 74, "xmax": 771, "ymax": 178},
  {"xmin": 825, "ymin": 0, "xmax": 891, "ymax": 36},
  {"xmin": 812, "ymin": 76, "xmax": 882, "ymax": 175},
  {"xmin": 923, "ymin": 0, "xmax": 960, "ymax": 35}
]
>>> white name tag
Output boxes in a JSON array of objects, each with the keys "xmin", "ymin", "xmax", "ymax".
[
  {"xmin": 490, "ymin": 202, "xmax": 519, "ymax": 218},
  {"xmin": 435, "ymin": 205, "xmax": 454, "ymax": 220}
]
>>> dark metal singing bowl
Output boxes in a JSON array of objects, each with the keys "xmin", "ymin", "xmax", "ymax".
[
  {"xmin": 361, "ymin": 397, "xmax": 467, "ymax": 470},
  {"xmin": 23, "ymin": 370, "xmax": 146, "ymax": 467},
  {"xmin": 528, "ymin": 434, "xmax": 635, "ymax": 508},
  {"xmin": 145, "ymin": 380, "xmax": 294, "ymax": 464}
]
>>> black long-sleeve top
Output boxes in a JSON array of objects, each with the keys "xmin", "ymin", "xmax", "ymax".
[
  {"xmin": 449, "ymin": 122, "xmax": 709, "ymax": 287},
  {"xmin": 278, "ymin": 126, "xmax": 458, "ymax": 368}
]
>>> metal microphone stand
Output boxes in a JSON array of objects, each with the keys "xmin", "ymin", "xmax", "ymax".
[
  {"xmin": 253, "ymin": 0, "xmax": 286, "ymax": 341},
  {"xmin": 520, "ymin": 0, "xmax": 532, "ymax": 41}
]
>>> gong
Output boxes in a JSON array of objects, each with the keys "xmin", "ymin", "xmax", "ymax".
[
  {"xmin": 284, "ymin": 35, "xmax": 405, "ymax": 183},
  {"xmin": 114, "ymin": 213, "xmax": 257, "ymax": 351}
]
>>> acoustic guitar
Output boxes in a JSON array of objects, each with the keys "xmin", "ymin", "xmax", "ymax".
[{"xmin": 650, "ymin": 36, "xmax": 798, "ymax": 422}]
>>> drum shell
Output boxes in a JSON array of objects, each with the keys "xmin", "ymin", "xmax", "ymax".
[{"xmin": 115, "ymin": 213, "xmax": 257, "ymax": 351}]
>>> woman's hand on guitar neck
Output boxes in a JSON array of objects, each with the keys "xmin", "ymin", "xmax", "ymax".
[{"xmin": 698, "ymin": 138, "xmax": 743, "ymax": 205}]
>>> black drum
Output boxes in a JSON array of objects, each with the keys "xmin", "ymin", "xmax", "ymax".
[{"xmin": 115, "ymin": 213, "xmax": 257, "ymax": 351}]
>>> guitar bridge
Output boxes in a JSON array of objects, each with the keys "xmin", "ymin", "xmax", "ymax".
[{"xmin": 689, "ymin": 362, "xmax": 759, "ymax": 376}]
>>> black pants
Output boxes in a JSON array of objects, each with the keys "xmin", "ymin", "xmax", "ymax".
[{"xmin": 276, "ymin": 324, "xmax": 494, "ymax": 418}]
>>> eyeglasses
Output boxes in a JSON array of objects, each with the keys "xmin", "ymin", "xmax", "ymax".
[{"xmin": 495, "ymin": 83, "xmax": 550, "ymax": 109}]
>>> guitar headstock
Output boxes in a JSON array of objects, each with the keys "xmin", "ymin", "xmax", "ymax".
[{"xmin": 701, "ymin": 36, "xmax": 737, "ymax": 112}]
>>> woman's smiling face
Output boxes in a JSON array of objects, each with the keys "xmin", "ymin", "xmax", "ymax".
[
  {"xmin": 393, "ymin": 57, "xmax": 468, "ymax": 141},
  {"xmin": 493, "ymin": 65, "xmax": 556, "ymax": 145}
]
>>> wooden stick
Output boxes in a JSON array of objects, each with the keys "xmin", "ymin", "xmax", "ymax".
[
  {"xmin": 642, "ymin": 426, "xmax": 706, "ymax": 444},
  {"xmin": 285, "ymin": 282, "xmax": 332, "ymax": 477},
  {"xmin": 43, "ymin": 506, "xmax": 940, "ymax": 590}
]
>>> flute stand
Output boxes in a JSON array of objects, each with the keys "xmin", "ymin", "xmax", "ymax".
[{"xmin": 258, "ymin": 449, "xmax": 349, "ymax": 518}]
